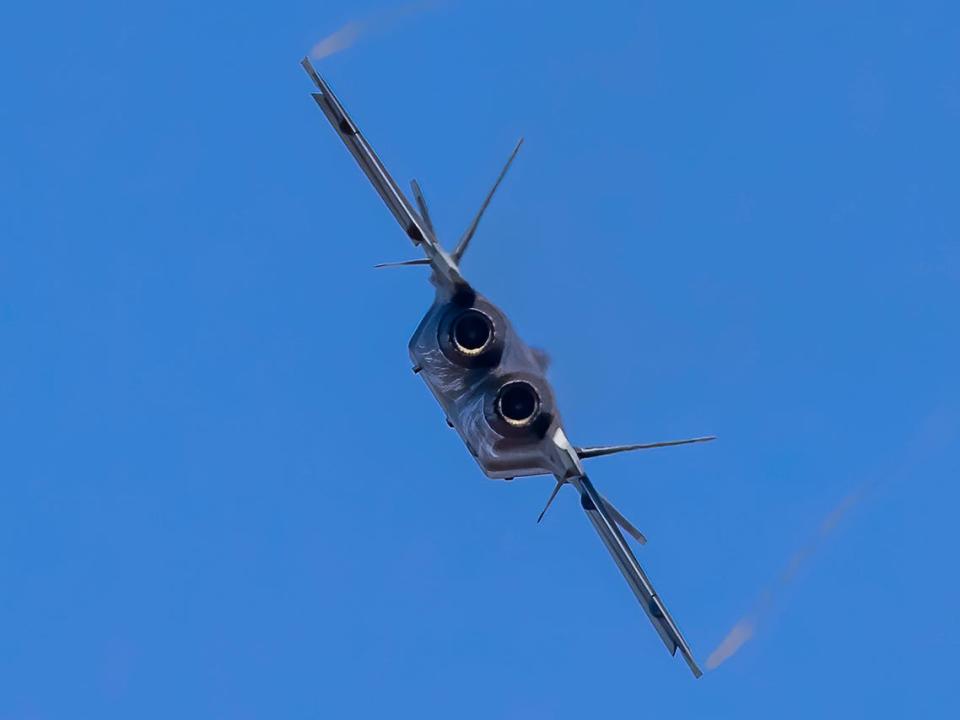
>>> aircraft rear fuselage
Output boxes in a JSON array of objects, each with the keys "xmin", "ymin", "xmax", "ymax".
[{"xmin": 408, "ymin": 292, "xmax": 568, "ymax": 480}]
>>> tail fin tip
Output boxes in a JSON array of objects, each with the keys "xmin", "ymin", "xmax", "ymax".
[{"xmin": 451, "ymin": 137, "xmax": 524, "ymax": 263}]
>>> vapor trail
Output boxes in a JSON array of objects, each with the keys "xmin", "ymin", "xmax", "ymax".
[
  {"xmin": 706, "ymin": 485, "xmax": 870, "ymax": 671},
  {"xmin": 310, "ymin": 1, "xmax": 445, "ymax": 61},
  {"xmin": 705, "ymin": 616, "xmax": 757, "ymax": 670},
  {"xmin": 311, "ymin": 21, "xmax": 366, "ymax": 61}
]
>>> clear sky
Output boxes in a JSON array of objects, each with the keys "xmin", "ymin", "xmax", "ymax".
[{"xmin": 2, "ymin": 1, "xmax": 958, "ymax": 717}]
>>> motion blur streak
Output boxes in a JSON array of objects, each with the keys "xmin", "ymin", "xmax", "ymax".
[
  {"xmin": 706, "ymin": 485, "xmax": 870, "ymax": 671},
  {"xmin": 310, "ymin": 1, "xmax": 444, "ymax": 60}
]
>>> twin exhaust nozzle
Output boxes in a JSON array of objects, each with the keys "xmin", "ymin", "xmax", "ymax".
[{"xmin": 441, "ymin": 307, "xmax": 549, "ymax": 434}]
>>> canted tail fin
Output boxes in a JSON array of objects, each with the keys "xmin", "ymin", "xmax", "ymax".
[
  {"xmin": 373, "ymin": 258, "xmax": 431, "ymax": 268},
  {"xmin": 576, "ymin": 436, "xmax": 716, "ymax": 460},
  {"xmin": 451, "ymin": 138, "xmax": 524, "ymax": 264}
]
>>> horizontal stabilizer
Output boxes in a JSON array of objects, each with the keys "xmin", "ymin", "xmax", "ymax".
[
  {"xmin": 536, "ymin": 482, "xmax": 646, "ymax": 545},
  {"xmin": 410, "ymin": 179, "xmax": 435, "ymax": 235},
  {"xmin": 572, "ymin": 475, "xmax": 702, "ymax": 678},
  {"xmin": 601, "ymin": 495, "xmax": 647, "ymax": 545},
  {"xmin": 577, "ymin": 436, "xmax": 715, "ymax": 460}
]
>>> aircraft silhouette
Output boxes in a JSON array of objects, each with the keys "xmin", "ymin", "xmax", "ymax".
[{"xmin": 302, "ymin": 58, "xmax": 713, "ymax": 677}]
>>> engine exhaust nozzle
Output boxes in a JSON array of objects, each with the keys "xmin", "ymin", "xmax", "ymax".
[
  {"xmin": 451, "ymin": 309, "xmax": 494, "ymax": 357},
  {"xmin": 495, "ymin": 380, "xmax": 541, "ymax": 428}
]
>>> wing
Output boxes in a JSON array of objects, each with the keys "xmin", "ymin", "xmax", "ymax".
[
  {"xmin": 571, "ymin": 475, "xmax": 702, "ymax": 677},
  {"xmin": 301, "ymin": 58, "xmax": 465, "ymax": 290}
]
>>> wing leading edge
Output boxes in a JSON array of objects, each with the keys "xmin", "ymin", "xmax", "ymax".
[
  {"xmin": 301, "ymin": 58, "xmax": 465, "ymax": 290},
  {"xmin": 571, "ymin": 475, "xmax": 703, "ymax": 678}
]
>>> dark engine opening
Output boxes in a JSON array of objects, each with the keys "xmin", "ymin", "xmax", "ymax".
[
  {"xmin": 496, "ymin": 381, "xmax": 540, "ymax": 427},
  {"xmin": 452, "ymin": 310, "xmax": 493, "ymax": 356}
]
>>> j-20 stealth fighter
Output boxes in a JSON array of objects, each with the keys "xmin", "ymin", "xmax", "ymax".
[{"xmin": 302, "ymin": 58, "xmax": 713, "ymax": 677}]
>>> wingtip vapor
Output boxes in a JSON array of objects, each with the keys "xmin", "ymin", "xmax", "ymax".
[{"xmin": 301, "ymin": 59, "xmax": 710, "ymax": 678}]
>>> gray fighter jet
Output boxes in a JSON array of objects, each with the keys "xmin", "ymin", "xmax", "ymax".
[{"xmin": 302, "ymin": 58, "xmax": 713, "ymax": 678}]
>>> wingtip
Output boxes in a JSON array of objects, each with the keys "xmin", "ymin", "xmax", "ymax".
[
  {"xmin": 673, "ymin": 642, "xmax": 704, "ymax": 678},
  {"xmin": 301, "ymin": 56, "xmax": 323, "ymax": 88},
  {"xmin": 677, "ymin": 644, "xmax": 704, "ymax": 678}
]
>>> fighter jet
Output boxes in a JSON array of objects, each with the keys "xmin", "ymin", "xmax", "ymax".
[{"xmin": 301, "ymin": 58, "xmax": 714, "ymax": 678}]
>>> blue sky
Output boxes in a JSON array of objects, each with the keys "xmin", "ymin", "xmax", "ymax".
[{"xmin": 2, "ymin": 1, "xmax": 958, "ymax": 717}]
